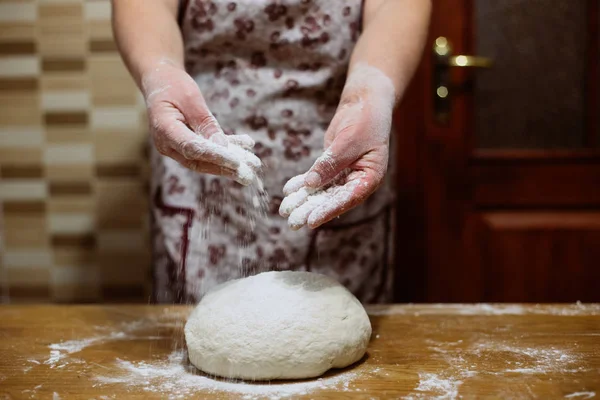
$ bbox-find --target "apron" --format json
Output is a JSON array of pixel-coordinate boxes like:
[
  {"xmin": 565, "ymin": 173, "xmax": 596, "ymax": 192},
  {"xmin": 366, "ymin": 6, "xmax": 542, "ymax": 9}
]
[{"xmin": 151, "ymin": 0, "xmax": 396, "ymax": 304}]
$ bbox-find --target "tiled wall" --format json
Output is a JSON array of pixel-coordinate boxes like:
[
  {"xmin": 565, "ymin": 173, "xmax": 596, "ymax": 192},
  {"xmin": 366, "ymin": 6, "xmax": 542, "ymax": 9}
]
[{"xmin": 0, "ymin": 0, "xmax": 151, "ymax": 303}]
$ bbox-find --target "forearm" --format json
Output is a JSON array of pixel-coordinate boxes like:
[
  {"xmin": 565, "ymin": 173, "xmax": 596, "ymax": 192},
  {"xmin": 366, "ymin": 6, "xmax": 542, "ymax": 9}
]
[
  {"xmin": 349, "ymin": 0, "xmax": 431, "ymax": 103},
  {"xmin": 111, "ymin": 0, "xmax": 183, "ymax": 91}
]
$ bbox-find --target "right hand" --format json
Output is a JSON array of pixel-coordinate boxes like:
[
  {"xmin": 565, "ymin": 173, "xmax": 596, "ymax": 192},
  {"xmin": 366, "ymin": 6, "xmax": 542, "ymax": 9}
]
[{"xmin": 142, "ymin": 59, "xmax": 261, "ymax": 185}]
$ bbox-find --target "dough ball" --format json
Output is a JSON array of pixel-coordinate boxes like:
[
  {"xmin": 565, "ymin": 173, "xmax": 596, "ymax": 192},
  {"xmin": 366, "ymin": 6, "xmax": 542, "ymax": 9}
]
[{"xmin": 184, "ymin": 271, "xmax": 371, "ymax": 380}]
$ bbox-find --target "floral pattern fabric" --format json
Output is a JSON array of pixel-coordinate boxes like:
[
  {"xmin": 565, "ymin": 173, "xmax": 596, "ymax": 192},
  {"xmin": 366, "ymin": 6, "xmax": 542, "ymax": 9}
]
[{"xmin": 151, "ymin": 0, "xmax": 395, "ymax": 304}]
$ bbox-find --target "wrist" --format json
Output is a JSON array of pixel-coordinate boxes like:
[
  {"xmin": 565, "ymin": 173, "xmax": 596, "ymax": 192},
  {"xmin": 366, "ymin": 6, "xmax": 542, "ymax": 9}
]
[
  {"xmin": 342, "ymin": 63, "xmax": 396, "ymax": 109},
  {"xmin": 140, "ymin": 57, "xmax": 185, "ymax": 99}
]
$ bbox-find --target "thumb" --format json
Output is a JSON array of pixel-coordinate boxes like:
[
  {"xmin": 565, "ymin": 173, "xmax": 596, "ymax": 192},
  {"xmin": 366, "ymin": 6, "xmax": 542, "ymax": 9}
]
[
  {"xmin": 180, "ymin": 92, "xmax": 224, "ymax": 140},
  {"xmin": 304, "ymin": 132, "xmax": 360, "ymax": 188}
]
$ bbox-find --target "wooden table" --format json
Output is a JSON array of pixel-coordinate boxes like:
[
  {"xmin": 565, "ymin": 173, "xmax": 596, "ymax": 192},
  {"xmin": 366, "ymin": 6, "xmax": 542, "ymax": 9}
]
[{"xmin": 1, "ymin": 304, "xmax": 599, "ymax": 399}]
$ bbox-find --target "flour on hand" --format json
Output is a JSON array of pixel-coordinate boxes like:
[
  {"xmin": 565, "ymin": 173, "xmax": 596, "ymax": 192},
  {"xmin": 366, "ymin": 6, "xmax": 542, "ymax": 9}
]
[{"xmin": 280, "ymin": 168, "xmax": 363, "ymax": 230}]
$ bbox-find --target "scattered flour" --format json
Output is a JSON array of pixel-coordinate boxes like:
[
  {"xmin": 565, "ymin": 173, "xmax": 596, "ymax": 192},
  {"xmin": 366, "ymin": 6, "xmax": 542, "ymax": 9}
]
[
  {"xmin": 473, "ymin": 342, "xmax": 583, "ymax": 375},
  {"xmin": 405, "ymin": 337, "xmax": 589, "ymax": 399},
  {"xmin": 44, "ymin": 332, "xmax": 128, "ymax": 368},
  {"xmin": 96, "ymin": 349, "xmax": 360, "ymax": 400},
  {"xmin": 565, "ymin": 392, "xmax": 596, "ymax": 399},
  {"xmin": 412, "ymin": 372, "xmax": 463, "ymax": 400},
  {"xmin": 367, "ymin": 302, "xmax": 600, "ymax": 316}
]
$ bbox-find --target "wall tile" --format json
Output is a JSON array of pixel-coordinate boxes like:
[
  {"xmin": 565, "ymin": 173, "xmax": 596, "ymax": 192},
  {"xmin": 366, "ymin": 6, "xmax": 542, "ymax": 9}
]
[{"xmin": 0, "ymin": 1, "xmax": 150, "ymax": 303}]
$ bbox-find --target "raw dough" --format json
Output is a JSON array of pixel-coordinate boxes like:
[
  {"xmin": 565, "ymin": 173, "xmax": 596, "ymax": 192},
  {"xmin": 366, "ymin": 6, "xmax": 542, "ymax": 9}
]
[{"xmin": 184, "ymin": 271, "xmax": 372, "ymax": 380}]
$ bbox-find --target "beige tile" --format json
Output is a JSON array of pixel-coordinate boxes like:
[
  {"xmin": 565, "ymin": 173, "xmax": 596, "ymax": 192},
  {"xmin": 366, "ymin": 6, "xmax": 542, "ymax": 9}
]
[
  {"xmin": 0, "ymin": 127, "xmax": 43, "ymax": 148},
  {"xmin": 44, "ymin": 143, "xmax": 93, "ymax": 165},
  {"xmin": 96, "ymin": 179, "xmax": 146, "ymax": 229},
  {"xmin": 48, "ymin": 213, "xmax": 95, "ymax": 234},
  {"xmin": 38, "ymin": 36, "xmax": 87, "ymax": 57},
  {"xmin": 84, "ymin": 1, "xmax": 110, "ymax": 20},
  {"xmin": 48, "ymin": 195, "xmax": 94, "ymax": 213},
  {"xmin": 91, "ymin": 107, "xmax": 140, "ymax": 131},
  {"xmin": 4, "ymin": 249, "xmax": 52, "ymax": 268},
  {"xmin": 0, "ymin": 22, "xmax": 36, "ymax": 41},
  {"xmin": 0, "ymin": 55, "xmax": 39, "ymax": 77},
  {"xmin": 53, "ymin": 247, "xmax": 94, "ymax": 266},
  {"xmin": 0, "ymin": 2, "xmax": 37, "ymax": 23},
  {"xmin": 98, "ymin": 230, "xmax": 145, "ymax": 252},
  {"xmin": 39, "ymin": 0, "xmax": 83, "ymax": 3},
  {"xmin": 4, "ymin": 224, "xmax": 48, "ymax": 247},
  {"xmin": 41, "ymin": 90, "xmax": 90, "ymax": 111},
  {"xmin": 38, "ymin": 3, "xmax": 86, "ymax": 58},
  {"xmin": 4, "ymin": 212, "xmax": 48, "ymax": 248},
  {"xmin": 0, "ymin": 148, "xmax": 42, "ymax": 164},
  {"xmin": 95, "ymin": 132, "xmax": 145, "ymax": 163},
  {"xmin": 52, "ymin": 284, "xmax": 100, "ymax": 302},
  {"xmin": 89, "ymin": 55, "xmax": 137, "ymax": 106},
  {"xmin": 46, "ymin": 165, "xmax": 94, "ymax": 181},
  {"xmin": 41, "ymin": 73, "xmax": 87, "ymax": 91},
  {"xmin": 38, "ymin": 2, "xmax": 83, "ymax": 19},
  {"xmin": 52, "ymin": 265, "xmax": 99, "ymax": 285},
  {"xmin": 6, "ymin": 267, "xmax": 50, "ymax": 286},
  {"xmin": 0, "ymin": 92, "xmax": 40, "ymax": 125},
  {"xmin": 45, "ymin": 126, "xmax": 90, "ymax": 144},
  {"xmin": 89, "ymin": 20, "xmax": 112, "ymax": 40},
  {"xmin": 0, "ymin": 180, "xmax": 47, "ymax": 200}
]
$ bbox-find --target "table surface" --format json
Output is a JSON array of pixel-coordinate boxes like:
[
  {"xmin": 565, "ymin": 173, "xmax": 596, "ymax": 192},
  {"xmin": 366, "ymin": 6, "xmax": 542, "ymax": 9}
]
[{"xmin": 1, "ymin": 304, "xmax": 599, "ymax": 399}]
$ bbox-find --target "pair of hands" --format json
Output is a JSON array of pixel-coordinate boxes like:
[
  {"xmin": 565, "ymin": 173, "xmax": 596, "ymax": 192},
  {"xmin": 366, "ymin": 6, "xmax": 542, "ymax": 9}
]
[{"xmin": 144, "ymin": 61, "xmax": 395, "ymax": 229}]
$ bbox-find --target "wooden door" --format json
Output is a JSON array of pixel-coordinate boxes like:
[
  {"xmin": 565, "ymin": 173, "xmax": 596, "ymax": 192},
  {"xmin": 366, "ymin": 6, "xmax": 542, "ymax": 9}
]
[{"xmin": 393, "ymin": 0, "xmax": 600, "ymax": 302}]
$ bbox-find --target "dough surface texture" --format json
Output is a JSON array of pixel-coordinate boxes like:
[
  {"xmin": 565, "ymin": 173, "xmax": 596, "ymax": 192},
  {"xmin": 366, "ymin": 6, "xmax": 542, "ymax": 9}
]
[{"xmin": 184, "ymin": 271, "xmax": 372, "ymax": 380}]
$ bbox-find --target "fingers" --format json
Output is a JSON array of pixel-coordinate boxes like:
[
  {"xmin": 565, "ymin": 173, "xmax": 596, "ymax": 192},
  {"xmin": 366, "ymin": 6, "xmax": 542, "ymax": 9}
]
[
  {"xmin": 178, "ymin": 89, "xmax": 225, "ymax": 140},
  {"xmin": 280, "ymin": 170, "xmax": 379, "ymax": 230},
  {"xmin": 304, "ymin": 135, "xmax": 359, "ymax": 189},
  {"xmin": 279, "ymin": 186, "xmax": 315, "ymax": 217},
  {"xmin": 282, "ymin": 173, "xmax": 308, "ymax": 196},
  {"xmin": 307, "ymin": 172, "xmax": 374, "ymax": 228},
  {"xmin": 226, "ymin": 142, "xmax": 262, "ymax": 170},
  {"xmin": 166, "ymin": 150, "xmax": 255, "ymax": 186},
  {"xmin": 226, "ymin": 134, "xmax": 255, "ymax": 150},
  {"xmin": 166, "ymin": 122, "xmax": 241, "ymax": 169}
]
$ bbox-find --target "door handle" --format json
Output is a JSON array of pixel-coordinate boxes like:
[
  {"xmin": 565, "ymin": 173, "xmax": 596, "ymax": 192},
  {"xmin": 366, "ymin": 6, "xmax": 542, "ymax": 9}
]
[{"xmin": 433, "ymin": 36, "xmax": 493, "ymax": 124}]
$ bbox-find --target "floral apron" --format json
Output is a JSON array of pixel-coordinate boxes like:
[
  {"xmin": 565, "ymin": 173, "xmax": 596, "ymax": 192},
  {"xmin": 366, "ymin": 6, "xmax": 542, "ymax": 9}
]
[{"xmin": 151, "ymin": 0, "xmax": 396, "ymax": 304}]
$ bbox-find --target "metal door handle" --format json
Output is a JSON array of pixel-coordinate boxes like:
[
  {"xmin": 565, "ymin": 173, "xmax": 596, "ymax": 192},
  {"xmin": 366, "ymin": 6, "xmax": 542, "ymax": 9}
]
[{"xmin": 433, "ymin": 36, "xmax": 493, "ymax": 123}]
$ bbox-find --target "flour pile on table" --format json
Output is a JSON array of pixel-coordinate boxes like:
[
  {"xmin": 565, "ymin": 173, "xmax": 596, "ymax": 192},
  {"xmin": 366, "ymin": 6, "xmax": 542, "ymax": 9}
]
[{"xmin": 96, "ymin": 349, "xmax": 363, "ymax": 400}]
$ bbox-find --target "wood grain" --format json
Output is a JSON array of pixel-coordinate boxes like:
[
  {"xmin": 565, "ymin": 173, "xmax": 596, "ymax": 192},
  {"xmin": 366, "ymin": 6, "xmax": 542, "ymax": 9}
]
[{"xmin": 1, "ymin": 304, "xmax": 599, "ymax": 399}]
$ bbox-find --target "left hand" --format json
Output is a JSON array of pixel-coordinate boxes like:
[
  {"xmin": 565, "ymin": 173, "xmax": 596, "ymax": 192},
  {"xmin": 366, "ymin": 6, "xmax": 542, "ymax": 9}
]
[{"xmin": 280, "ymin": 65, "xmax": 395, "ymax": 230}]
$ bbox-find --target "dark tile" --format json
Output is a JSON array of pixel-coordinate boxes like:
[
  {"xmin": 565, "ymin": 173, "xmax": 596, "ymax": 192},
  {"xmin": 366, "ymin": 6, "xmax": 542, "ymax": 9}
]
[
  {"xmin": 42, "ymin": 58, "xmax": 85, "ymax": 72},
  {"xmin": 49, "ymin": 182, "xmax": 92, "ymax": 195},
  {"xmin": 44, "ymin": 112, "xmax": 88, "ymax": 126}
]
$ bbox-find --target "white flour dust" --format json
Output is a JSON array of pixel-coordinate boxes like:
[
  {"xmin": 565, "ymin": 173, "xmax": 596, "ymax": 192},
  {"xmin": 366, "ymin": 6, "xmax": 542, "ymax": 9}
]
[
  {"xmin": 39, "ymin": 313, "xmax": 177, "ymax": 370},
  {"xmin": 367, "ymin": 302, "xmax": 600, "ymax": 317},
  {"xmin": 281, "ymin": 170, "xmax": 362, "ymax": 230},
  {"xmin": 565, "ymin": 392, "xmax": 596, "ymax": 399},
  {"xmin": 473, "ymin": 343, "xmax": 584, "ymax": 375},
  {"xmin": 410, "ymin": 372, "xmax": 463, "ymax": 400},
  {"xmin": 404, "ymin": 338, "xmax": 588, "ymax": 399},
  {"xmin": 96, "ymin": 349, "xmax": 361, "ymax": 400}
]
